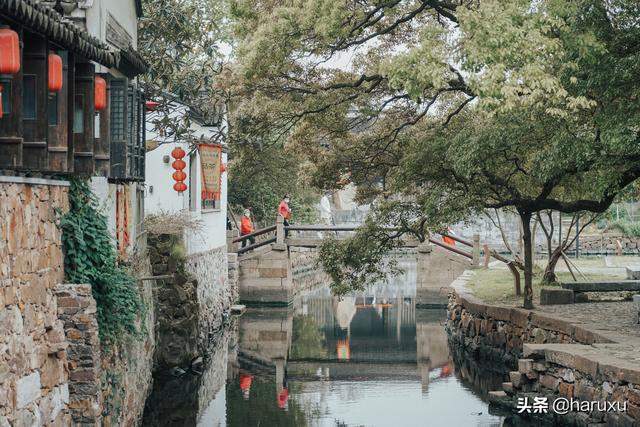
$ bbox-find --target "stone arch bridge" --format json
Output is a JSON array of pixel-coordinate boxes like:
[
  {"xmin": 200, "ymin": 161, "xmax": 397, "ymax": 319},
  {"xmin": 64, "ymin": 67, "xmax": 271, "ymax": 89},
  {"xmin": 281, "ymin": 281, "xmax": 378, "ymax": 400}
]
[{"xmin": 228, "ymin": 216, "xmax": 518, "ymax": 306}]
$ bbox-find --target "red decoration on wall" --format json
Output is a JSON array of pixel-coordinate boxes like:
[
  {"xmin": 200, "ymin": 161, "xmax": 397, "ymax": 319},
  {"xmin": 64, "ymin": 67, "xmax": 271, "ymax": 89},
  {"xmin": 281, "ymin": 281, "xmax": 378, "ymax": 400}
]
[
  {"xmin": 0, "ymin": 28, "xmax": 20, "ymax": 74},
  {"xmin": 48, "ymin": 53, "xmax": 63, "ymax": 92},
  {"xmin": 220, "ymin": 162, "xmax": 227, "ymax": 173},
  {"xmin": 94, "ymin": 76, "xmax": 107, "ymax": 111},
  {"xmin": 171, "ymin": 146, "xmax": 187, "ymax": 193}
]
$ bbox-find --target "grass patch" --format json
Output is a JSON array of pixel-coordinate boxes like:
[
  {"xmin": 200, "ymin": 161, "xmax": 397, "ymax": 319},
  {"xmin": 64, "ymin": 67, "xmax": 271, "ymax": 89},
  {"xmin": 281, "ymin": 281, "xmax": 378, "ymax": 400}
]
[{"xmin": 467, "ymin": 267, "xmax": 626, "ymax": 307}]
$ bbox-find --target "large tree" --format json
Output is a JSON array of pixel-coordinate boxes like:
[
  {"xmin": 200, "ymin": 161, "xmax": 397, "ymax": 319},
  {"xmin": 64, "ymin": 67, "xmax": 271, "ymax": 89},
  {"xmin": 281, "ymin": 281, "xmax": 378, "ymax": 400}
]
[{"xmin": 230, "ymin": 0, "xmax": 640, "ymax": 308}]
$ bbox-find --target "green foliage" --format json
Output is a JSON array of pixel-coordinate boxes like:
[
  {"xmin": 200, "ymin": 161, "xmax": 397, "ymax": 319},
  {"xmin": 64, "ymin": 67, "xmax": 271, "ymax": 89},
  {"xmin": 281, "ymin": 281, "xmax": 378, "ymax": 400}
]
[
  {"xmin": 319, "ymin": 206, "xmax": 406, "ymax": 295},
  {"xmin": 60, "ymin": 179, "xmax": 144, "ymax": 344},
  {"xmin": 139, "ymin": 0, "xmax": 230, "ymax": 140},
  {"xmin": 290, "ymin": 316, "xmax": 327, "ymax": 359},
  {"xmin": 228, "ymin": 143, "xmax": 319, "ymax": 224},
  {"xmin": 606, "ymin": 220, "xmax": 640, "ymax": 238},
  {"xmin": 230, "ymin": 0, "xmax": 640, "ymax": 308}
]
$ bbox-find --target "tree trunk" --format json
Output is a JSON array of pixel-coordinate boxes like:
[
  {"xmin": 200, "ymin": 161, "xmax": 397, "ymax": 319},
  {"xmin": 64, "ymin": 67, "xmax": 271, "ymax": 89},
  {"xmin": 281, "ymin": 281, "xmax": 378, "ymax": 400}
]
[
  {"xmin": 543, "ymin": 246, "xmax": 563, "ymax": 283},
  {"xmin": 520, "ymin": 211, "xmax": 534, "ymax": 309}
]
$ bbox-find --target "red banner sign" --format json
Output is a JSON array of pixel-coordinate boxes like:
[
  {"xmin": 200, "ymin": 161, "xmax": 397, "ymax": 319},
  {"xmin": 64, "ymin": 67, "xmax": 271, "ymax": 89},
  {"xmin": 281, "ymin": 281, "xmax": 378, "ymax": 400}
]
[{"xmin": 198, "ymin": 144, "xmax": 222, "ymax": 200}]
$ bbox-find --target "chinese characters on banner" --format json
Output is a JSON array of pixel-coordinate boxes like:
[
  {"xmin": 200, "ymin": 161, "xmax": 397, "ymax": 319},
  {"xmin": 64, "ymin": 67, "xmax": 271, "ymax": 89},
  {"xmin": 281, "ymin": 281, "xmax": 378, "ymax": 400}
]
[{"xmin": 198, "ymin": 144, "xmax": 222, "ymax": 201}]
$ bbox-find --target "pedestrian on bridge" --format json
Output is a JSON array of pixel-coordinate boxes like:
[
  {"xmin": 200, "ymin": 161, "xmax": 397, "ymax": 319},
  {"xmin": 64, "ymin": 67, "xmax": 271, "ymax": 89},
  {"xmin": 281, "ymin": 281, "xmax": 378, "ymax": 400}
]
[
  {"xmin": 240, "ymin": 209, "xmax": 255, "ymax": 248},
  {"xmin": 279, "ymin": 194, "xmax": 292, "ymax": 236}
]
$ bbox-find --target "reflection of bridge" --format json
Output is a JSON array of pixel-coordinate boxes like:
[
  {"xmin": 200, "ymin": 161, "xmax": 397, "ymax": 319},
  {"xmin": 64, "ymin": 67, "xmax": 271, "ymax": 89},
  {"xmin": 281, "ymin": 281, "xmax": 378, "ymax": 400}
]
[
  {"xmin": 235, "ymin": 296, "xmax": 453, "ymax": 396},
  {"xmin": 227, "ymin": 216, "xmax": 514, "ymax": 306}
]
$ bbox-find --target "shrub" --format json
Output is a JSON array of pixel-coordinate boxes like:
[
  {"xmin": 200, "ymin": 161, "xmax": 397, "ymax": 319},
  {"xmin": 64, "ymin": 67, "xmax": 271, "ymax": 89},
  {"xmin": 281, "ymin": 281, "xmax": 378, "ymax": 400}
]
[{"xmin": 59, "ymin": 178, "xmax": 144, "ymax": 344}]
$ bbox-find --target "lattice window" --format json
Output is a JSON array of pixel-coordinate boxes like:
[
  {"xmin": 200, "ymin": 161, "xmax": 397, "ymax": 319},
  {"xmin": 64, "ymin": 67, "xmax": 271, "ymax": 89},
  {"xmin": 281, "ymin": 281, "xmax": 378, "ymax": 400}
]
[{"xmin": 110, "ymin": 82, "xmax": 126, "ymax": 141}]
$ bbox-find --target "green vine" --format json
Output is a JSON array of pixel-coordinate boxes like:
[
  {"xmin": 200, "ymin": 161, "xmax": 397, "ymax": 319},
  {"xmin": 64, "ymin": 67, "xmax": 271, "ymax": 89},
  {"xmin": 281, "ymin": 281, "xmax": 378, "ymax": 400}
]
[{"xmin": 59, "ymin": 178, "xmax": 144, "ymax": 344}]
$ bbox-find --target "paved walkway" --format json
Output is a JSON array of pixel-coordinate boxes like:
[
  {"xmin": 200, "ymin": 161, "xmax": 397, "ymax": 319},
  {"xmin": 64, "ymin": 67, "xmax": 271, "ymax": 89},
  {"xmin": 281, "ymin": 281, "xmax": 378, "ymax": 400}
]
[{"xmin": 537, "ymin": 300, "xmax": 640, "ymax": 339}]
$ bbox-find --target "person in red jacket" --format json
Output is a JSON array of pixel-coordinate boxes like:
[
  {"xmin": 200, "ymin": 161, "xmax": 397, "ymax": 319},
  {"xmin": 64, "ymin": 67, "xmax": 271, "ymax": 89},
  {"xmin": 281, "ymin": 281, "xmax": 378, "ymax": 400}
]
[
  {"xmin": 240, "ymin": 209, "xmax": 255, "ymax": 248},
  {"xmin": 278, "ymin": 195, "xmax": 292, "ymax": 236}
]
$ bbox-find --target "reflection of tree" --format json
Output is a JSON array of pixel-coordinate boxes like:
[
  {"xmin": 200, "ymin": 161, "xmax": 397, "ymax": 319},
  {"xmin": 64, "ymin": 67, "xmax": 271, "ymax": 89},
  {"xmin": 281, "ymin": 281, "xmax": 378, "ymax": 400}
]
[
  {"xmin": 227, "ymin": 376, "xmax": 313, "ymax": 426},
  {"xmin": 290, "ymin": 315, "xmax": 327, "ymax": 359}
]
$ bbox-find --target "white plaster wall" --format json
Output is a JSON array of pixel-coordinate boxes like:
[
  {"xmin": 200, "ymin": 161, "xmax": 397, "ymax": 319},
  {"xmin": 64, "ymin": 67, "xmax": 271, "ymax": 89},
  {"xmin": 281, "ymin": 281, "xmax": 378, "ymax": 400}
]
[
  {"xmin": 145, "ymin": 142, "xmax": 228, "ymax": 255},
  {"xmin": 90, "ymin": 176, "xmax": 118, "ymax": 239},
  {"xmin": 84, "ymin": 0, "xmax": 138, "ymax": 49},
  {"xmin": 90, "ymin": 178, "xmax": 144, "ymax": 254}
]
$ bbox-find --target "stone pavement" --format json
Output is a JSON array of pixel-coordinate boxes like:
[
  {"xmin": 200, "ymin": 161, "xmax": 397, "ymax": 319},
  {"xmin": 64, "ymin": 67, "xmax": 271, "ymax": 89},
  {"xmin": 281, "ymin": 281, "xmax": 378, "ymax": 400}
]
[{"xmin": 537, "ymin": 301, "xmax": 640, "ymax": 340}]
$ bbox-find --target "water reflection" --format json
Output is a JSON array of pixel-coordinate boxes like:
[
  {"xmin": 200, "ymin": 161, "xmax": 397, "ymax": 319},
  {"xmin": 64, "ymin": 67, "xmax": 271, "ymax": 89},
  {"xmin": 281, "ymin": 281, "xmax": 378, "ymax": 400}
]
[{"xmin": 143, "ymin": 261, "xmax": 513, "ymax": 426}]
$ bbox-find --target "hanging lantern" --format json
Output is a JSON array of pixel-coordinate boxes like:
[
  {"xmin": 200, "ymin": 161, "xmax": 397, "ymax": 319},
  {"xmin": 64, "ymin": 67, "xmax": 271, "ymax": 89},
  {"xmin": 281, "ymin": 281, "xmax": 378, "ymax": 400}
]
[
  {"xmin": 171, "ymin": 146, "xmax": 187, "ymax": 193},
  {"xmin": 171, "ymin": 147, "xmax": 186, "ymax": 160},
  {"xmin": 145, "ymin": 100, "xmax": 160, "ymax": 111},
  {"xmin": 0, "ymin": 28, "xmax": 20, "ymax": 75},
  {"xmin": 48, "ymin": 53, "xmax": 63, "ymax": 92},
  {"xmin": 172, "ymin": 170, "xmax": 186, "ymax": 181},
  {"xmin": 172, "ymin": 159, "xmax": 186, "ymax": 171},
  {"xmin": 94, "ymin": 76, "xmax": 107, "ymax": 111}
]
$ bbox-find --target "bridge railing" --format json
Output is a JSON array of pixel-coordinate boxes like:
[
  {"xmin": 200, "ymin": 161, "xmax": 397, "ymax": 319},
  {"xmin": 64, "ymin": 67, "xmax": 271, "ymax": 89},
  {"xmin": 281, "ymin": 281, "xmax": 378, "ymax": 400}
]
[{"xmin": 230, "ymin": 216, "xmax": 521, "ymax": 296}]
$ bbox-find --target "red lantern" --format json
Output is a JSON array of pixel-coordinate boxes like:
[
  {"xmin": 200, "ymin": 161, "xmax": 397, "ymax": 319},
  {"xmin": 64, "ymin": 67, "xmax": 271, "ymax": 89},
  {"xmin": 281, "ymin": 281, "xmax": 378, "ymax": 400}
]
[
  {"xmin": 94, "ymin": 76, "xmax": 107, "ymax": 111},
  {"xmin": 173, "ymin": 182, "xmax": 187, "ymax": 193},
  {"xmin": 171, "ymin": 147, "xmax": 186, "ymax": 159},
  {"xmin": 172, "ymin": 170, "xmax": 186, "ymax": 181},
  {"xmin": 48, "ymin": 53, "xmax": 63, "ymax": 92},
  {"xmin": 0, "ymin": 28, "xmax": 20, "ymax": 74},
  {"xmin": 172, "ymin": 159, "xmax": 186, "ymax": 171},
  {"xmin": 171, "ymin": 146, "xmax": 187, "ymax": 193},
  {"xmin": 145, "ymin": 100, "xmax": 160, "ymax": 111}
]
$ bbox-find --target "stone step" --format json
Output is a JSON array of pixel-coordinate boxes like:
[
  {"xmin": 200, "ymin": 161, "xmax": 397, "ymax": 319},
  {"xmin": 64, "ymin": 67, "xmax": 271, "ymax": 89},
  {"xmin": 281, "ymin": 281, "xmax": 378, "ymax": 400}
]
[{"xmin": 502, "ymin": 381, "xmax": 514, "ymax": 394}]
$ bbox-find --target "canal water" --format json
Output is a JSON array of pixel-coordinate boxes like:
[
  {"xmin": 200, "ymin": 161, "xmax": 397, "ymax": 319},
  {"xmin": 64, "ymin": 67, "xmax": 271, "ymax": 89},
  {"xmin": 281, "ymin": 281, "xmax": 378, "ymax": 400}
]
[{"xmin": 143, "ymin": 260, "xmax": 517, "ymax": 426}]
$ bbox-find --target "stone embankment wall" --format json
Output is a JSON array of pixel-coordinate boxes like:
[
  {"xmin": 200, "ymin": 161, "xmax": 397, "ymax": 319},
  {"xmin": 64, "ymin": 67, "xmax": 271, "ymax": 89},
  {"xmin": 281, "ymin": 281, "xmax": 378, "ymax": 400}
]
[
  {"xmin": 149, "ymin": 232, "xmax": 236, "ymax": 368},
  {"xmin": 447, "ymin": 272, "xmax": 640, "ymax": 425},
  {"xmin": 579, "ymin": 233, "xmax": 640, "ymax": 254},
  {"xmin": 446, "ymin": 282, "xmax": 611, "ymax": 367},
  {"xmin": 0, "ymin": 180, "xmax": 71, "ymax": 426},
  {"xmin": 493, "ymin": 343, "xmax": 640, "ymax": 426}
]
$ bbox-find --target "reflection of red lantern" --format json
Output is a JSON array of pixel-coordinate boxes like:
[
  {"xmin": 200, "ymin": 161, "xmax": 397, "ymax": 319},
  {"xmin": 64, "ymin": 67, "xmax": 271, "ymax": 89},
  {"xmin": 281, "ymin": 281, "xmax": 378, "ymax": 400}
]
[
  {"xmin": 0, "ymin": 28, "xmax": 20, "ymax": 74},
  {"xmin": 48, "ymin": 53, "xmax": 63, "ymax": 92},
  {"xmin": 171, "ymin": 146, "xmax": 187, "ymax": 193},
  {"xmin": 94, "ymin": 76, "xmax": 107, "ymax": 110}
]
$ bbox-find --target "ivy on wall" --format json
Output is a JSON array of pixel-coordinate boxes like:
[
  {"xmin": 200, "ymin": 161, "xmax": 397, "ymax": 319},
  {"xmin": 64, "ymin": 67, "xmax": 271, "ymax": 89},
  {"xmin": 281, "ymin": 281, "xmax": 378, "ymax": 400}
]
[{"xmin": 59, "ymin": 178, "xmax": 144, "ymax": 344}]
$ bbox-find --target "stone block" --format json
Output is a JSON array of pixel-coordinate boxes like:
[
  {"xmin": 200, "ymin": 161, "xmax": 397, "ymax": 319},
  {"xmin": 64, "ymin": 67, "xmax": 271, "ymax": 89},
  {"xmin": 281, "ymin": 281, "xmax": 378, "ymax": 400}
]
[
  {"xmin": 502, "ymin": 382, "xmax": 514, "ymax": 394},
  {"xmin": 574, "ymin": 354, "xmax": 599, "ymax": 378},
  {"xmin": 41, "ymin": 356, "xmax": 64, "ymax": 389},
  {"xmin": 558, "ymin": 381, "xmax": 574, "ymax": 398},
  {"xmin": 518, "ymin": 359, "xmax": 534, "ymax": 375},
  {"xmin": 258, "ymin": 267, "xmax": 288, "ymax": 279},
  {"xmin": 530, "ymin": 313, "xmax": 575, "ymax": 336},
  {"xmin": 544, "ymin": 348, "xmax": 576, "ymax": 368},
  {"xmin": 510, "ymin": 308, "xmax": 530, "ymax": 328},
  {"xmin": 16, "ymin": 372, "xmax": 41, "ymax": 408},
  {"xmin": 539, "ymin": 374, "xmax": 560, "ymax": 391},
  {"xmin": 626, "ymin": 266, "xmax": 640, "ymax": 280},
  {"xmin": 1, "ymin": 305, "xmax": 24, "ymax": 334},
  {"xmin": 509, "ymin": 371, "xmax": 527, "ymax": 388},
  {"xmin": 486, "ymin": 305, "xmax": 511, "ymax": 321},
  {"xmin": 540, "ymin": 288, "xmax": 574, "ymax": 305}
]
